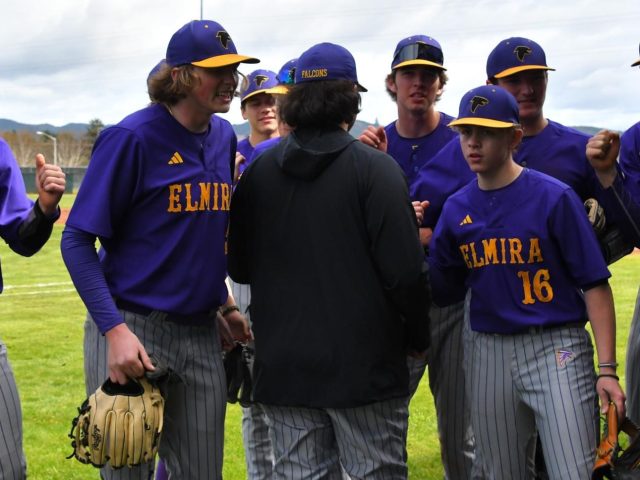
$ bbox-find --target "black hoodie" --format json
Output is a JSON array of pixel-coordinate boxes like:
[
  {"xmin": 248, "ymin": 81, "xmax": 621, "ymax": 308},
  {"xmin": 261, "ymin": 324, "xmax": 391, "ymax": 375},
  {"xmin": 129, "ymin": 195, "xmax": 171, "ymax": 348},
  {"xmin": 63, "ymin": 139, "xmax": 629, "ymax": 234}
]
[{"xmin": 228, "ymin": 127, "xmax": 430, "ymax": 408}]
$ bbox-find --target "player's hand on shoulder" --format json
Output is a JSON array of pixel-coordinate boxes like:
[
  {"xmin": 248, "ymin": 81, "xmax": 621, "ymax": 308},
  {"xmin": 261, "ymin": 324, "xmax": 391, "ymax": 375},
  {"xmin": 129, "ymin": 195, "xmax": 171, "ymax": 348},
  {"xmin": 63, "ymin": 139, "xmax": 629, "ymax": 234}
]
[
  {"xmin": 35, "ymin": 153, "xmax": 65, "ymax": 216},
  {"xmin": 597, "ymin": 373, "xmax": 626, "ymax": 421},
  {"xmin": 104, "ymin": 323, "xmax": 155, "ymax": 384},
  {"xmin": 586, "ymin": 130, "xmax": 619, "ymax": 187},
  {"xmin": 358, "ymin": 126, "xmax": 388, "ymax": 153}
]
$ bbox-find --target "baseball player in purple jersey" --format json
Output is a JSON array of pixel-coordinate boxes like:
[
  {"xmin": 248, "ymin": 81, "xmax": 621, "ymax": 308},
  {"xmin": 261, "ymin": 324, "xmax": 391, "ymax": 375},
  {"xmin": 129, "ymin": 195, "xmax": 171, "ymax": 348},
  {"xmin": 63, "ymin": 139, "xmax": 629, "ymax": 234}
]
[
  {"xmin": 61, "ymin": 20, "xmax": 255, "ymax": 479},
  {"xmin": 359, "ymin": 35, "xmax": 475, "ymax": 479},
  {"xmin": 0, "ymin": 143, "xmax": 64, "ymax": 480},
  {"xmin": 415, "ymin": 37, "xmax": 640, "ymax": 255},
  {"xmin": 228, "ymin": 42, "xmax": 430, "ymax": 479},
  {"xmin": 411, "ymin": 36, "xmax": 640, "ymax": 478},
  {"xmin": 430, "ymin": 85, "xmax": 625, "ymax": 479},
  {"xmin": 234, "ymin": 69, "xmax": 287, "ymax": 182}
]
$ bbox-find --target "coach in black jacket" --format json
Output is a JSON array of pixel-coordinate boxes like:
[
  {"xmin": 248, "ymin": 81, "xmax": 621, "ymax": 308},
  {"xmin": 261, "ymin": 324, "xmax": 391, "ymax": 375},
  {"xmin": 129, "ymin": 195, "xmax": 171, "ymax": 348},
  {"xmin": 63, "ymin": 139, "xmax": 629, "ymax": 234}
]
[{"xmin": 228, "ymin": 42, "xmax": 430, "ymax": 479}]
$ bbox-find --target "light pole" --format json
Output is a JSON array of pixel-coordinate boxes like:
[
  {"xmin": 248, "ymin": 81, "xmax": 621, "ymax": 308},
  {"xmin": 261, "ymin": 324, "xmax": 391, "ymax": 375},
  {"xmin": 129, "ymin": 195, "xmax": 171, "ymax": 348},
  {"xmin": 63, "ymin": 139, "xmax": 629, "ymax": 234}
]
[{"xmin": 36, "ymin": 131, "xmax": 57, "ymax": 166}]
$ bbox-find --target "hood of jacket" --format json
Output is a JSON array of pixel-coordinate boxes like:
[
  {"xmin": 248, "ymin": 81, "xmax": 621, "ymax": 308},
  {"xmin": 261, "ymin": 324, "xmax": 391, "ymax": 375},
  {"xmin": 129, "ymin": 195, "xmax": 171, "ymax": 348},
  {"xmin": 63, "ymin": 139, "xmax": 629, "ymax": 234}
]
[{"xmin": 277, "ymin": 127, "xmax": 357, "ymax": 180}]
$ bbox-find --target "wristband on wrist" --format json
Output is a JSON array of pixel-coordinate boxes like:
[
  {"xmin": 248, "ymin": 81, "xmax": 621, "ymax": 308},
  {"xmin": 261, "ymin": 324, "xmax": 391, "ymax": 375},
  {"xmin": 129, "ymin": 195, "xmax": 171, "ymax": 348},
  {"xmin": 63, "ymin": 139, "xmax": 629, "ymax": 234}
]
[
  {"xmin": 220, "ymin": 305, "xmax": 241, "ymax": 317},
  {"xmin": 598, "ymin": 362, "xmax": 619, "ymax": 370},
  {"xmin": 596, "ymin": 373, "xmax": 620, "ymax": 382}
]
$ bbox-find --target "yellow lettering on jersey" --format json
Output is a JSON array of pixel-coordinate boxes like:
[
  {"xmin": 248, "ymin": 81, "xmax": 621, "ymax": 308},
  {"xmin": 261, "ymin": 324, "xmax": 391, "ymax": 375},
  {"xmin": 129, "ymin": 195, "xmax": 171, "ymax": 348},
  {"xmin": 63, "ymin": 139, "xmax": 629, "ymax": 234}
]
[
  {"xmin": 500, "ymin": 238, "xmax": 507, "ymax": 264},
  {"xmin": 221, "ymin": 183, "xmax": 230, "ymax": 211},
  {"xmin": 184, "ymin": 183, "xmax": 198, "ymax": 212},
  {"xmin": 168, "ymin": 184, "xmax": 182, "ymax": 212},
  {"xmin": 199, "ymin": 182, "xmax": 211, "ymax": 211},
  {"xmin": 528, "ymin": 238, "xmax": 543, "ymax": 263},
  {"xmin": 482, "ymin": 238, "xmax": 499, "ymax": 265},
  {"xmin": 459, "ymin": 244, "xmax": 473, "ymax": 268},
  {"xmin": 508, "ymin": 238, "xmax": 524, "ymax": 264},
  {"xmin": 212, "ymin": 183, "xmax": 219, "ymax": 211},
  {"xmin": 469, "ymin": 242, "xmax": 485, "ymax": 268}
]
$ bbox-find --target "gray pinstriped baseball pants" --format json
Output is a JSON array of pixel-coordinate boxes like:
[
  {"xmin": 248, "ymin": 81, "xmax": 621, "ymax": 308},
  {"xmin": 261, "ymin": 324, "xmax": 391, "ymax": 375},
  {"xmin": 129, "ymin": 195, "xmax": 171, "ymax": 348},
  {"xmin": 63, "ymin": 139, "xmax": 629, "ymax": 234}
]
[
  {"xmin": 261, "ymin": 397, "xmax": 408, "ymax": 479},
  {"xmin": 407, "ymin": 300, "xmax": 478, "ymax": 479},
  {"xmin": 84, "ymin": 310, "xmax": 227, "ymax": 480},
  {"xmin": 0, "ymin": 339, "xmax": 26, "ymax": 480},
  {"xmin": 626, "ymin": 286, "xmax": 640, "ymax": 425},
  {"xmin": 463, "ymin": 320, "xmax": 598, "ymax": 480}
]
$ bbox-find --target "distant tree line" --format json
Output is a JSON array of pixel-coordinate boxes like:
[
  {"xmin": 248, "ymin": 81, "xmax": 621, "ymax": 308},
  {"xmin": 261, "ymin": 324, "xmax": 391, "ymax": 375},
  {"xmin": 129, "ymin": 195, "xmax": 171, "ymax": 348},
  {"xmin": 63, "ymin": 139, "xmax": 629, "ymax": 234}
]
[{"xmin": 1, "ymin": 118, "xmax": 104, "ymax": 167}]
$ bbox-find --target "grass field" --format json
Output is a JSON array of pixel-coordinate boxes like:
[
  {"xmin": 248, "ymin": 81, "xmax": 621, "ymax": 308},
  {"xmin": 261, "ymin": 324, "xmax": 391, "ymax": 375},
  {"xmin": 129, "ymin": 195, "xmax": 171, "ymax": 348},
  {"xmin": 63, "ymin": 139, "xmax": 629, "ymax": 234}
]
[{"xmin": 0, "ymin": 196, "xmax": 638, "ymax": 479}]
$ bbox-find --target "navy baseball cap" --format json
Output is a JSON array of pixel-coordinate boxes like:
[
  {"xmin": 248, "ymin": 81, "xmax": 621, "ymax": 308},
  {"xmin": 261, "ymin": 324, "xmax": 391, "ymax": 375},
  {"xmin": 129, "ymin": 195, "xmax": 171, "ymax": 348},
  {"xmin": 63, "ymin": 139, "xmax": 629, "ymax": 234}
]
[
  {"xmin": 166, "ymin": 20, "xmax": 259, "ymax": 68},
  {"xmin": 391, "ymin": 35, "xmax": 446, "ymax": 71},
  {"xmin": 632, "ymin": 43, "xmax": 640, "ymax": 67},
  {"xmin": 295, "ymin": 43, "xmax": 367, "ymax": 92},
  {"xmin": 147, "ymin": 59, "xmax": 166, "ymax": 85},
  {"xmin": 486, "ymin": 37, "xmax": 555, "ymax": 79},
  {"xmin": 449, "ymin": 85, "xmax": 520, "ymax": 129},
  {"xmin": 239, "ymin": 69, "xmax": 288, "ymax": 102},
  {"xmin": 277, "ymin": 58, "xmax": 298, "ymax": 85}
]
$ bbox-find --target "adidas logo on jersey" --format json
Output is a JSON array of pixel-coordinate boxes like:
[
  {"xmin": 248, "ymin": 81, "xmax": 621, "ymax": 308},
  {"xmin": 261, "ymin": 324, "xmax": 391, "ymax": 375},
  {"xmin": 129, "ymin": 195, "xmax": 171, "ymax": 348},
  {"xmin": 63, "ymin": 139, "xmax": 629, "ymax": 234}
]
[
  {"xmin": 459, "ymin": 215, "xmax": 473, "ymax": 226},
  {"xmin": 168, "ymin": 152, "xmax": 184, "ymax": 165}
]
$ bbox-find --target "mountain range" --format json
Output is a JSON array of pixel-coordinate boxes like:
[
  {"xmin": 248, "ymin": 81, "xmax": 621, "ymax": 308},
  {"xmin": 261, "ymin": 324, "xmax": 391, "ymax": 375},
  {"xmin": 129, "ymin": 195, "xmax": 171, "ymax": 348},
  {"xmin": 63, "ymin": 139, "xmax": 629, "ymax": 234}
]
[
  {"xmin": 0, "ymin": 118, "xmax": 606, "ymax": 139},
  {"xmin": 0, "ymin": 118, "xmax": 380, "ymax": 139}
]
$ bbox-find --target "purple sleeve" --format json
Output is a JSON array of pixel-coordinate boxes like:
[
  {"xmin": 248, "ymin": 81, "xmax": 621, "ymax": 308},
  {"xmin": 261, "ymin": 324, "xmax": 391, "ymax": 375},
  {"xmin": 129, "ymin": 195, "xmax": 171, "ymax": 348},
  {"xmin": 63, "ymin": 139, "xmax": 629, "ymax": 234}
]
[
  {"xmin": 61, "ymin": 225, "xmax": 124, "ymax": 334},
  {"xmin": 620, "ymin": 123, "xmax": 640, "ymax": 201},
  {"xmin": 428, "ymin": 203, "xmax": 468, "ymax": 306},
  {"xmin": 409, "ymin": 137, "xmax": 474, "ymax": 228},
  {"xmin": 0, "ymin": 139, "xmax": 36, "ymax": 251}
]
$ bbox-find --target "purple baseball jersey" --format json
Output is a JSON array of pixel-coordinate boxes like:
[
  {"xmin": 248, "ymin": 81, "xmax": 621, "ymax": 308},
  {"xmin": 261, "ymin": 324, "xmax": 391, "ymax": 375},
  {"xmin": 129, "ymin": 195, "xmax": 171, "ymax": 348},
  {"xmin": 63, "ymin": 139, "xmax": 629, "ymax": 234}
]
[
  {"xmin": 430, "ymin": 169, "xmax": 610, "ymax": 334},
  {"xmin": 251, "ymin": 136, "xmax": 280, "ymax": 161},
  {"xmin": 620, "ymin": 121, "xmax": 640, "ymax": 201},
  {"xmin": 385, "ymin": 112, "xmax": 456, "ymax": 189},
  {"xmin": 412, "ymin": 120, "xmax": 628, "ymax": 228},
  {"xmin": 66, "ymin": 103, "xmax": 233, "ymax": 316},
  {"xmin": 236, "ymin": 137, "xmax": 255, "ymax": 176},
  {"xmin": 0, "ymin": 138, "xmax": 35, "ymax": 292}
]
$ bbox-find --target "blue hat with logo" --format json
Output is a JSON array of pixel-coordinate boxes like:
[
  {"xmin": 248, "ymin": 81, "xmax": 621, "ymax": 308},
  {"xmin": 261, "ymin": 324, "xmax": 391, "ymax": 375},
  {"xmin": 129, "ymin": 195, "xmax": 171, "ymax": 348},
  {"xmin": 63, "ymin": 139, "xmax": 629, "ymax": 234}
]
[
  {"xmin": 448, "ymin": 85, "xmax": 520, "ymax": 129},
  {"xmin": 277, "ymin": 58, "xmax": 298, "ymax": 85},
  {"xmin": 391, "ymin": 35, "xmax": 446, "ymax": 71},
  {"xmin": 486, "ymin": 37, "xmax": 555, "ymax": 79},
  {"xmin": 632, "ymin": 42, "xmax": 640, "ymax": 67},
  {"xmin": 166, "ymin": 20, "xmax": 259, "ymax": 68},
  {"xmin": 239, "ymin": 69, "xmax": 288, "ymax": 102},
  {"xmin": 295, "ymin": 43, "xmax": 367, "ymax": 92}
]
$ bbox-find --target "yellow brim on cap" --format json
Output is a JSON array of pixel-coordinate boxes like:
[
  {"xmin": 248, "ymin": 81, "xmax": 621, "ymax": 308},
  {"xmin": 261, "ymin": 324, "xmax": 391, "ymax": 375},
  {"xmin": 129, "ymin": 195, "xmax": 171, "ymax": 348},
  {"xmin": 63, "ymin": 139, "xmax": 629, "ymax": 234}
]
[
  {"xmin": 393, "ymin": 59, "xmax": 447, "ymax": 71},
  {"xmin": 632, "ymin": 58, "xmax": 640, "ymax": 67},
  {"xmin": 242, "ymin": 86, "xmax": 290, "ymax": 102},
  {"xmin": 192, "ymin": 54, "xmax": 260, "ymax": 68},
  {"xmin": 494, "ymin": 65, "xmax": 555, "ymax": 79},
  {"xmin": 448, "ymin": 117, "xmax": 517, "ymax": 128}
]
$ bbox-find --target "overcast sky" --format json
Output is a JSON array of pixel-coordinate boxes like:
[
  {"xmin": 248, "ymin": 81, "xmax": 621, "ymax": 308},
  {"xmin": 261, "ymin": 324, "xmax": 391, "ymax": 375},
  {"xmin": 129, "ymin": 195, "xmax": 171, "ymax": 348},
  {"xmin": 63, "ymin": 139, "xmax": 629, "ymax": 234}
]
[{"xmin": 1, "ymin": 0, "xmax": 638, "ymax": 131}]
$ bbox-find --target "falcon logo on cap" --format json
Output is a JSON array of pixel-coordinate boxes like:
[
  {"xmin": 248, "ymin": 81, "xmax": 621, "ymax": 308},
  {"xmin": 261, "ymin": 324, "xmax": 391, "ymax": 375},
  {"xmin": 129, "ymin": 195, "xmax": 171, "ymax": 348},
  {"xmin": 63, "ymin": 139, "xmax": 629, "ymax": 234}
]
[
  {"xmin": 514, "ymin": 46, "xmax": 532, "ymax": 62},
  {"xmin": 217, "ymin": 31, "xmax": 232, "ymax": 49},
  {"xmin": 470, "ymin": 96, "xmax": 489, "ymax": 113},
  {"xmin": 254, "ymin": 74, "xmax": 268, "ymax": 87}
]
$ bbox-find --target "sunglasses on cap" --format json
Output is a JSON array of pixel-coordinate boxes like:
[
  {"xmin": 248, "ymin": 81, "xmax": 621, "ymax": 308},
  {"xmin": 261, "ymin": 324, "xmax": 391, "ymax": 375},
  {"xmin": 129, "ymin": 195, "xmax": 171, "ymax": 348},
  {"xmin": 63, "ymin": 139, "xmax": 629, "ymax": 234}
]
[
  {"xmin": 278, "ymin": 67, "xmax": 296, "ymax": 85},
  {"xmin": 393, "ymin": 42, "xmax": 444, "ymax": 69}
]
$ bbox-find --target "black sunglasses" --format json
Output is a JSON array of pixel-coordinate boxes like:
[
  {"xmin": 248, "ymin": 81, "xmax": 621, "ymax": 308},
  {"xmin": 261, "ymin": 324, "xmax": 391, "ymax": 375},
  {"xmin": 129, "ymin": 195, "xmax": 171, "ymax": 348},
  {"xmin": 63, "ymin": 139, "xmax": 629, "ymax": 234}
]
[{"xmin": 393, "ymin": 42, "xmax": 443, "ymax": 67}]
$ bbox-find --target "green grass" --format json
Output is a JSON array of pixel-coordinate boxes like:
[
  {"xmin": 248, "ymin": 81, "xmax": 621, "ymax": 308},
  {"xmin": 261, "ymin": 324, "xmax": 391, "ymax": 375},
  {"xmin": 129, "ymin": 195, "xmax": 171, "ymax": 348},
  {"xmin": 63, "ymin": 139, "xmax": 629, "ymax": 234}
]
[{"xmin": 0, "ymin": 210, "xmax": 638, "ymax": 479}]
